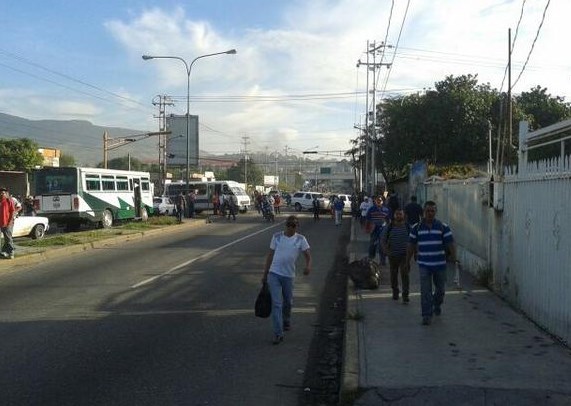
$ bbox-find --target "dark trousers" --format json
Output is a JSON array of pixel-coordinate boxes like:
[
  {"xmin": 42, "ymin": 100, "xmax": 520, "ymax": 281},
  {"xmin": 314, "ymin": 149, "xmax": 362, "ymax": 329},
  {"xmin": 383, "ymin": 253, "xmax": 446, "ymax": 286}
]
[{"xmin": 389, "ymin": 255, "xmax": 409, "ymax": 298}]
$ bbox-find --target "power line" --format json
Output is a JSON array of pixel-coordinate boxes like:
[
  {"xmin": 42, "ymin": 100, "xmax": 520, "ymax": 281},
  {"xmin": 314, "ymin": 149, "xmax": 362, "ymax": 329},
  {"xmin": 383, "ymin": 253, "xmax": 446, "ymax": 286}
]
[
  {"xmin": 500, "ymin": 0, "xmax": 528, "ymax": 92},
  {"xmin": 379, "ymin": 0, "xmax": 411, "ymax": 99},
  {"xmin": 0, "ymin": 49, "xmax": 153, "ymax": 113},
  {"xmin": 511, "ymin": 0, "xmax": 551, "ymax": 90}
]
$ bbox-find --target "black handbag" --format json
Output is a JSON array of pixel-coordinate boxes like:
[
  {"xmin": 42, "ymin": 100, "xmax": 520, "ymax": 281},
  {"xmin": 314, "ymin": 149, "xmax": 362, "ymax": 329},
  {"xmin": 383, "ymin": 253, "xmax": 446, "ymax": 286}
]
[{"xmin": 255, "ymin": 282, "xmax": 272, "ymax": 318}]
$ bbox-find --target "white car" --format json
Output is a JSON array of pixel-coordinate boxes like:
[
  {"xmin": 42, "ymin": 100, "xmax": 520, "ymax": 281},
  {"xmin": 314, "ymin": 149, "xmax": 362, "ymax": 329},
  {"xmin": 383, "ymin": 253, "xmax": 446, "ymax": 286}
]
[
  {"xmin": 153, "ymin": 196, "xmax": 176, "ymax": 216},
  {"xmin": 328, "ymin": 194, "xmax": 353, "ymax": 214},
  {"xmin": 13, "ymin": 215, "xmax": 50, "ymax": 239},
  {"xmin": 290, "ymin": 191, "xmax": 330, "ymax": 212}
]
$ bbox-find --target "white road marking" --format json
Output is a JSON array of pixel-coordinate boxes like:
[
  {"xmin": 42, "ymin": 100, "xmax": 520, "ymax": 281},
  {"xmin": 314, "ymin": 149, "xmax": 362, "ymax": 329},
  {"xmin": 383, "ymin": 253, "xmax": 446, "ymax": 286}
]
[{"xmin": 131, "ymin": 222, "xmax": 282, "ymax": 289}]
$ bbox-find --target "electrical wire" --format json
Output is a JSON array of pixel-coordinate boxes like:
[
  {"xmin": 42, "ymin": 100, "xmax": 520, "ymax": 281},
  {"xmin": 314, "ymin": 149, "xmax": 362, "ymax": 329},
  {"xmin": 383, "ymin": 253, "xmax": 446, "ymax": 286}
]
[
  {"xmin": 379, "ymin": 0, "xmax": 411, "ymax": 99},
  {"xmin": 511, "ymin": 0, "xmax": 551, "ymax": 90},
  {"xmin": 0, "ymin": 50, "xmax": 147, "ymax": 111},
  {"xmin": 499, "ymin": 0, "xmax": 527, "ymax": 92}
]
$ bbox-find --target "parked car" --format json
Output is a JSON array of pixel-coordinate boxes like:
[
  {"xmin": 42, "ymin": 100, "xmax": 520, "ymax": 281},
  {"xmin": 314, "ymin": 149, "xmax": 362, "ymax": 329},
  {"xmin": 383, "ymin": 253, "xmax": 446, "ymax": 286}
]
[
  {"xmin": 12, "ymin": 215, "xmax": 49, "ymax": 239},
  {"xmin": 153, "ymin": 196, "xmax": 176, "ymax": 216},
  {"xmin": 290, "ymin": 191, "xmax": 329, "ymax": 212},
  {"xmin": 327, "ymin": 193, "xmax": 353, "ymax": 214}
]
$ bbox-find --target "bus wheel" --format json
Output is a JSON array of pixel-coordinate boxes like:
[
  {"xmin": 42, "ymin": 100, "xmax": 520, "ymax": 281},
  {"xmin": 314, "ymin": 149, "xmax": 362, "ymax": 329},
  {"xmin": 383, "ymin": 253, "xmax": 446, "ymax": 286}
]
[{"xmin": 101, "ymin": 209, "xmax": 114, "ymax": 228}]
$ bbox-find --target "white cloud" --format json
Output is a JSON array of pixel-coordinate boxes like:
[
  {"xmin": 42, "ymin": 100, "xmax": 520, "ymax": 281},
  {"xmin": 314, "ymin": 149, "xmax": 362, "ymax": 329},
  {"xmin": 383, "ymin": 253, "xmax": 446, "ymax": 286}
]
[{"xmin": 4, "ymin": 0, "xmax": 566, "ymax": 157}]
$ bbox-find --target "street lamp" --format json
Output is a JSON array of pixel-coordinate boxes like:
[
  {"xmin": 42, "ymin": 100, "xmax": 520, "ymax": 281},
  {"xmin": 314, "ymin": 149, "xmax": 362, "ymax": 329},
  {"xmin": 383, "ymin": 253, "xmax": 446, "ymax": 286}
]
[{"xmin": 142, "ymin": 49, "xmax": 237, "ymax": 193}]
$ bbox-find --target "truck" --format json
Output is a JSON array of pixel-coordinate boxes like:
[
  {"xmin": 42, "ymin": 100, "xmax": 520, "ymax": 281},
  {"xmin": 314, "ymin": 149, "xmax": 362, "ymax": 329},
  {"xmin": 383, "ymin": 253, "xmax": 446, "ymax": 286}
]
[{"xmin": 0, "ymin": 171, "xmax": 30, "ymax": 199}]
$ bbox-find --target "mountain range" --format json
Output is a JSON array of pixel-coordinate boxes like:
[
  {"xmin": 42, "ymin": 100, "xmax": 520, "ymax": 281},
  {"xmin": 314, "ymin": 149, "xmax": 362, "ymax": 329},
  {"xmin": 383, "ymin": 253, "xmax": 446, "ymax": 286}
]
[{"xmin": 0, "ymin": 112, "xmax": 174, "ymax": 166}]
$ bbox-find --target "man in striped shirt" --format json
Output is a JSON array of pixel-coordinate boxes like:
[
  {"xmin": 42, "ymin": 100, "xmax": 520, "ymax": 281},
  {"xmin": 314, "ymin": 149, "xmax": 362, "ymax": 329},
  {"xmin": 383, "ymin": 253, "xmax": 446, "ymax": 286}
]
[{"xmin": 406, "ymin": 201, "xmax": 458, "ymax": 325}]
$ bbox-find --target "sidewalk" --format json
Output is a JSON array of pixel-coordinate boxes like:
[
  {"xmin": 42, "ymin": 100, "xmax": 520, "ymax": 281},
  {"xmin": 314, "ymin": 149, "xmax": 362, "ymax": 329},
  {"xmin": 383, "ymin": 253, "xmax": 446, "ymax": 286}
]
[{"xmin": 343, "ymin": 218, "xmax": 571, "ymax": 405}]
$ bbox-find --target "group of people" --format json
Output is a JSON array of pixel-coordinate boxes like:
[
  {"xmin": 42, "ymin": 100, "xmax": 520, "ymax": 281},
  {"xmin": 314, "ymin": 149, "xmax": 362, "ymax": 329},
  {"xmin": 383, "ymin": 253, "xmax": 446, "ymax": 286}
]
[
  {"xmin": 0, "ymin": 187, "xmax": 32, "ymax": 260},
  {"xmin": 361, "ymin": 192, "xmax": 459, "ymax": 326},
  {"xmin": 213, "ymin": 192, "xmax": 239, "ymax": 221},
  {"xmin": 253, "ymin": 191, "xmax": 281, "ymax": 222},
  {"xmin": 173, "ymin": 190, "xmax": 197, "ymax": 222}
]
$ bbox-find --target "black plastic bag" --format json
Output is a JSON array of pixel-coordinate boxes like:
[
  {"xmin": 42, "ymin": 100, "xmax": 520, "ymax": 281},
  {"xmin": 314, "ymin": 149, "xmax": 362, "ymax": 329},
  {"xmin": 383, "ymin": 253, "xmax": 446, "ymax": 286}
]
[
  {"xmin": 347, "ymin": 257, "xmax": 381, "ymax": 289},
  {"xmin": 255, "ymin": 282, "xmax": 272, "ymax": 318}
]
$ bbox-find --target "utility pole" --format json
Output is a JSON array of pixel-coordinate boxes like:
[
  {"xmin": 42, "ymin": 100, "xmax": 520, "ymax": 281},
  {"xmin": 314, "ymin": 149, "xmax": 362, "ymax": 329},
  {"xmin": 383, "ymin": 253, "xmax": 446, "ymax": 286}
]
[
  {"xmin": 284, "ymin": 145, "xmax": 290, "ymax": 186},
  {"xmin": 241, "ymin": 135, "xmax": 250, "ymax": 188},
  {"xmin": 152, "ymin": 95, "xmax": 174, "ymax": 194},
  {"xmin": 357, "ymin": 41, "xmax": 391, "ymax": 195}
]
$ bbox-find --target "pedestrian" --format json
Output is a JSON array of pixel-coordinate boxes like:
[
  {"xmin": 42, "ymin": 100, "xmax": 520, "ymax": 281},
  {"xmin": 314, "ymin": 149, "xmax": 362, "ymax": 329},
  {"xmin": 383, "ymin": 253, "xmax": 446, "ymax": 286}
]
[
  {"xmin": 22, "ymin": 196, "xmax": 36, "ymax": 216},
  {"xmin": 387, "ymin": 189, "xmax": 400, "ymax": 218},
  {"xmin": 333, "ymin": 196, "xmax": 345, "ymax": 226},
  {"xmin": 187, "ymin": 190, "xmax": 196, "ymax": 218},
  {"xmin": 359, "ymin": 197, "xmax": 371, "ymax": 228},
  {"xmin": 0, "ymin": 188, "xmax": 16, "ymax": 260},
  {"xmin": 312, "ymin": 195, "xmax": 320, "ymax": 222},
  {"xmin": 365, "ymin": 196, "xmax": 391, "ymax": 265},
  {"xmin": 406, "ymin": 200, "xmax": 459, "ymax": 326},
  {"xmin": 212, "ymin": 192, "xmax": 220, "ymax": 216},
  {"xmin": 404, "ymin": 195, "xmax": 423, "ymax": 226},
  {"xmin": 381, "ymin": 208, "xmax": 410, "ymax": 303},
  {"xmin": 175, "ymin": 192, "xmax": 186, "ymax": 223},
  {"xmin": 273, "ymin": 193, "xmax": 281, "ymax": 215},
  {"xmin": 227, "ymin": 194, "xmax": 237, "ymax": 221},
  {"xmin": 350, "ymin": 193, "xmax": 359, "ymax": 218},
  {"xmin": 262, "ymin": 215, "xmax": 312, "ymax": 345}
]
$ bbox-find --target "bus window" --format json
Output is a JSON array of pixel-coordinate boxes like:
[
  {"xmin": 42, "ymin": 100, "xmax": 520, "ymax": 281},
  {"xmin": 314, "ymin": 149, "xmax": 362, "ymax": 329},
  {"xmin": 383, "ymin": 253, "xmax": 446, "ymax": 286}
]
[
  {"xmin": 141, "ymin": 178, "xmax": 150, "ymax": 192},
  {"xmin": 116, "ymin": 176, "xmax": 129, "ymax": 191},
  {"xmin": 86, "ymin": 174, "xmax": 101, "ymax": 191},
  {"xmin": 102, "ymin": 175, "xmax": 115, "ymax": 191}
]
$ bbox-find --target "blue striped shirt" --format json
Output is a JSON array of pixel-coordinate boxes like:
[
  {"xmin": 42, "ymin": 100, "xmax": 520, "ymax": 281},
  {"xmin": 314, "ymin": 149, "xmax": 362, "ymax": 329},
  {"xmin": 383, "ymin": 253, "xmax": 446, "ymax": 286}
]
[{"xmin": 409, "ymin": 219, "xmax": 453, "ymax": 271}]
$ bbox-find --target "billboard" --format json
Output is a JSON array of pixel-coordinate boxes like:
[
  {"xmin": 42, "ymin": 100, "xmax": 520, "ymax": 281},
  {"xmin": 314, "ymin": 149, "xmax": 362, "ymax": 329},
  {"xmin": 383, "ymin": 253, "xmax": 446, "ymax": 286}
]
[
  {"xmin": 264, "ymin": 175, "xmax": 279, "ymax": 187},
  {"xmin": 166, "ymin": 114, "xmax": 199, "ymax": 166}
]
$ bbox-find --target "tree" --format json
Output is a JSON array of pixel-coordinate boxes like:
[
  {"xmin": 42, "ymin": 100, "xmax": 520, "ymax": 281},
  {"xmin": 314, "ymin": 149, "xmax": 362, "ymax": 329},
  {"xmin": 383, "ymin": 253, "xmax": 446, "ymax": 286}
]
[
  {"xmin": 0, "ymin": 138, "xmax": 43, "ymax": 171},
  {"xmin": 96, "ymin": 156, "xmax": 148, "ymax": 171},
  {"xmin": 226, "ymin": 157, "xmax": 263, "ymax": 186},
  {"xmin": 515, "ymin": 86, "xmax": 571, "ymax": 130},
  {"xmin": 59, "ymin": 152, "xmax": 76, "ymax": 167}
]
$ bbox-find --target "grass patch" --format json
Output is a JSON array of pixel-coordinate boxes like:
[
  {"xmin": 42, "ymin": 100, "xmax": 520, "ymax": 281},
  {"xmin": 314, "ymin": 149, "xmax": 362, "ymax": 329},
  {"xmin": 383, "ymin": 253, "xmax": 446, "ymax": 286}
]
[
  {"xmin": 17, "ymin": 235, "xmax": 84, "ymax": 247},
  {"xmin": 17, "ymin": 217, "xmax": 180, "ymax": 249}
]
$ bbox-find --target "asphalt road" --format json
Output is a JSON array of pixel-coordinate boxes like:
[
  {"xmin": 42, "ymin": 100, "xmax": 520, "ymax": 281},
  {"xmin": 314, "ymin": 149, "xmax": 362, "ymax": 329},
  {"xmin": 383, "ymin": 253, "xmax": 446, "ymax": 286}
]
[{"xmin": 0, "ymin": 211, "xmax": 350, "ymax": 406}]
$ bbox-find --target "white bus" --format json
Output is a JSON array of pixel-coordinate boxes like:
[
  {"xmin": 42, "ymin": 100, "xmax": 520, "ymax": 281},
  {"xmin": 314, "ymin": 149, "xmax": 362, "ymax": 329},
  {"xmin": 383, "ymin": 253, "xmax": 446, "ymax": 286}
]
[
  {"xmin": 33, "ymin": 167, "xmax": 154, "ymax": 229},
  {"xmin": 164, "ymin": 180, "xmax": 251, "ymax": 213}
]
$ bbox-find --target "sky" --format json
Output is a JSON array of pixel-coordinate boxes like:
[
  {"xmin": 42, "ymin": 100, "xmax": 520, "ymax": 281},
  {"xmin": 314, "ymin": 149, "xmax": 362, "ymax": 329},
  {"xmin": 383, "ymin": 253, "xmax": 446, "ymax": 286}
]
[{"xmin": 0, "ymin": 0, "xmax": 568, "ymax": 160}]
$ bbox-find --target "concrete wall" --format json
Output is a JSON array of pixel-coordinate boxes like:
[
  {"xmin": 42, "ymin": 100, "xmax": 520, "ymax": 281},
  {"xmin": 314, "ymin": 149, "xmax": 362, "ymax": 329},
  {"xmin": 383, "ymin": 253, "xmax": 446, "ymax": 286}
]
[{"xmin": 420, "ymin": 173, "xmax": 571, "ymax": 344}]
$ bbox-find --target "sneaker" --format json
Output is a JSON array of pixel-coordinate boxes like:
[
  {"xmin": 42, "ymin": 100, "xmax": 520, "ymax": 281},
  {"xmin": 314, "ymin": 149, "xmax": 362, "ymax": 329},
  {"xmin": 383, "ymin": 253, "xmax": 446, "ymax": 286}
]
[
  {"xmin": 272, "ymin": 335, "xmax": 284, "ymax": 345},
  {"xmin": 392, "ymin": 292, "xmax": 399, "ymax": 300},
  {"xmin": 283, "ymin": 322, "xmax": 291, "ymax": 331},
  {"xmin": 402, "ymin": 296, "xmax": 410, "ymax": 304},
  {"xmin": 422, "ymin": 317, "xmax": 432, "ymax": 326},
  {"xmin": 434, "ymin": 307, "xmax": 442, "ymax": 316}
]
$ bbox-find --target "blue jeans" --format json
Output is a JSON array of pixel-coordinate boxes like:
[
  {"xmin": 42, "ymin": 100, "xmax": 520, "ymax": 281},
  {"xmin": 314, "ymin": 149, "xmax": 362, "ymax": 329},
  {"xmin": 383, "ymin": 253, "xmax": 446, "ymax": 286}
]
[
  {"xmin": 368, "ymin": 226, "xmax": 386, "ymax": 264},
  {"xmin": 267, "ymin": 272, "xmax": 294, "ymax": 337},
  {"xmin": 1, "ymin": 225, "xmax": 14, "ymax": 255},
  {"xmin": 419, "ymin": 266, "xmax": 447, "ymax": 317}
]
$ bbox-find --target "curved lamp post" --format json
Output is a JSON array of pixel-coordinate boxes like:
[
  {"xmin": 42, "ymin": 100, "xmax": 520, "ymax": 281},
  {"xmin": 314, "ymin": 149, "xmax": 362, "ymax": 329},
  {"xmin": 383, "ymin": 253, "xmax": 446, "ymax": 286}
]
[{"xmin": 142, "ymin": 49, "xmax": 237, "ymax": 192}]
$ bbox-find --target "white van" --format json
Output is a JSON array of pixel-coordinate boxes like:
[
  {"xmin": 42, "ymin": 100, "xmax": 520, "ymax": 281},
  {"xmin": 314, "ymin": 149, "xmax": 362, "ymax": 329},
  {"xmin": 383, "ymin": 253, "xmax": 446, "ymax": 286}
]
[{"xmin": 163, "ymin": 180, "xmax": 251, "ymax": 213}]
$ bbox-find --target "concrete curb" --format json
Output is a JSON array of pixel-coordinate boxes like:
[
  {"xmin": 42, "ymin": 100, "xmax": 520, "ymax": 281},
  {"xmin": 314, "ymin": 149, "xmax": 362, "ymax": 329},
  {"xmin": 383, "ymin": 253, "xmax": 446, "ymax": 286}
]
[
  {"xmin": 340, "ymin": 218, "xmax": 361, "ymax": 400},
  {"xmin": 0, "ymin": 218, "xmax": 208, "ymax": 270}
]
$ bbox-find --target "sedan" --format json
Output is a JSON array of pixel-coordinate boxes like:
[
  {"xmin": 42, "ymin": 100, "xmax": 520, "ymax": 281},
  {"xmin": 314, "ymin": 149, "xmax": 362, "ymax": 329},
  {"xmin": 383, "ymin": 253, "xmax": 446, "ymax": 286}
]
[
  {"xmin": 13, "ymin": 215, "xmax": 50, "ymax": 239},
  {"xmin": 153, "ymin": 196, "xmax": 176, "ymax": 216}
]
